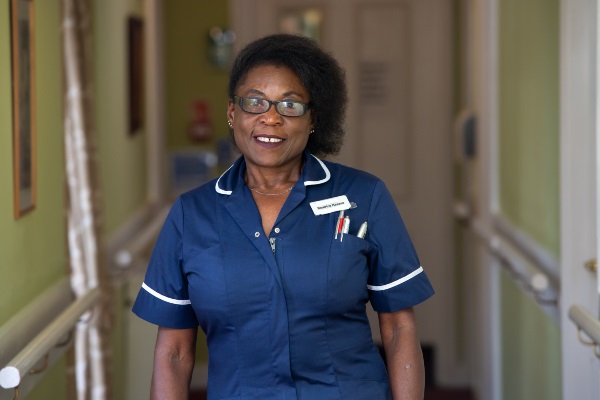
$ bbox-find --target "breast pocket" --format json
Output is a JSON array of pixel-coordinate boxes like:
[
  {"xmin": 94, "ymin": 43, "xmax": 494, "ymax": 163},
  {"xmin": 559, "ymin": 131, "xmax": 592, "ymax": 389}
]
[{"xmin": 328, "ymin": 234, "xmax": 373, "ymax": 313}]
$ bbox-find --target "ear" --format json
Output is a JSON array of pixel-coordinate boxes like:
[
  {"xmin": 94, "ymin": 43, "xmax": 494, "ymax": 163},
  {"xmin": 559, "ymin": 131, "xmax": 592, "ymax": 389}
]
[{"xmin": 227, "ymin": 100, "xmax": 235, "ymax": 123}]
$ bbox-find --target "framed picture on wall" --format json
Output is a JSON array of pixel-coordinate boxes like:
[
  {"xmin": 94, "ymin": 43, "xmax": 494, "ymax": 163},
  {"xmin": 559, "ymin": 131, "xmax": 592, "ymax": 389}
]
[
  {"xmin": 128, "ymin": 16, "xmax": 144, "ymax": 134},
  {"xmin": 11, "ymin": 0, "xmax": 36, "ymax": 218}
]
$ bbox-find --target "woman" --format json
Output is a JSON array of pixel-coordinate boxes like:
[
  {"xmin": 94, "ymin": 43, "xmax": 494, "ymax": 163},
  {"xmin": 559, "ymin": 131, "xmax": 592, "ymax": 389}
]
[{"xmin": 133, "ymin": 34, "xmax": 434, "ymax": 400}]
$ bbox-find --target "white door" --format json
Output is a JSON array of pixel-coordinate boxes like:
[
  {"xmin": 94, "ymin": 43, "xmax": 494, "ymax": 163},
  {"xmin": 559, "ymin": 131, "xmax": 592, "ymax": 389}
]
[
  {"xmin": 560, "ymin": 0, "xmax": 600, "ymax": 398},
  {"xmin": 230, "ymin": 0, "xmax": 462, "ymax": 386}
]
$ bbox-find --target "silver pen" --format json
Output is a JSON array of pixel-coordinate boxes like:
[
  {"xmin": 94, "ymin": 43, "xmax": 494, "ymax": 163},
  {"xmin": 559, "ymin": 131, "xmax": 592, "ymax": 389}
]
[{"xmin": 357, "ymin": 222, "xmax": 368, "ymax": 239}]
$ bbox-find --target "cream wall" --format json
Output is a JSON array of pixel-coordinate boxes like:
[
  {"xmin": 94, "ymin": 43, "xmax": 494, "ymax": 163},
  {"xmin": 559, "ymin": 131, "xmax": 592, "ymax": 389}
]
[{"xmin": 498, "ymin": 0, "xmax": 561, "ymax": 398}]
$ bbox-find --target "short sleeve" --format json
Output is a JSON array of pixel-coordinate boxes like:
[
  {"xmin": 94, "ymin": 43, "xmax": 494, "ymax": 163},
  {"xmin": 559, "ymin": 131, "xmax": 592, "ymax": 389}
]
[
  {"xmin": 132, "ymin": 197, "xmax": 199, "ymax": 328},
  {"xmin": 367, "ymin": 180, "xmax": 435, "ymax": 312}
]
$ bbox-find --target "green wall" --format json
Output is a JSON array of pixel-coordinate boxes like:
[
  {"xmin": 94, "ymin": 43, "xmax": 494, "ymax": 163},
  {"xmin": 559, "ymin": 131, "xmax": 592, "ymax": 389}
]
[
  {"xmin": 498, "ymin": 0, "xmax": 561, "ymax": 399},
  {"xmin": 165, "ymin": 0, "xmax": 230, "ymax": 152},
  {"xmin": 0, "ymin": 0, "xmax": 150, "ymax": 398},
  {"xmin": 94, "ymin": 0, "xmax": 148, "ymax": 235},
  {"xmin": 499, "ymin": 0, "xmax": 560, "ymax": 254},
  {"xmin": 0, "ymin": 1, "xmax": 67, "ymax": 398},
  {"xmin": 93, "ymin": 1, "xmax": 148, "ymax": 399}
]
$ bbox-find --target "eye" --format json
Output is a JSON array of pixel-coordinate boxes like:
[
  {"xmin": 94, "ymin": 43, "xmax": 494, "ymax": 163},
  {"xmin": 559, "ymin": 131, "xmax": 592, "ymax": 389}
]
[
  {"xmin": 247, "ymin": 98, "xmax": 263, "ymax": 107},
  {"xmin": 280, "ymin": 101, "xmax": 297, "ymax": 109}
]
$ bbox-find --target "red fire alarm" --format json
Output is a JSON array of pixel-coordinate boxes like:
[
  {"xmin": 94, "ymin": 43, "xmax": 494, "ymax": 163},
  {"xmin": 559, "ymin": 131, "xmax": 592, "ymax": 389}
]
[{"xmin": 188, "ymin": 100, "xmax": 213, "ymax": 141}]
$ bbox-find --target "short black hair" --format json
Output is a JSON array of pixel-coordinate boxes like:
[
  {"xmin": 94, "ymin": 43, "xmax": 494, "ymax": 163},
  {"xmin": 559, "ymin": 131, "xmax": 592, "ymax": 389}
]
[{"xmin": 228, "ymin": 34, "xmax": 348, "ymax": 157}]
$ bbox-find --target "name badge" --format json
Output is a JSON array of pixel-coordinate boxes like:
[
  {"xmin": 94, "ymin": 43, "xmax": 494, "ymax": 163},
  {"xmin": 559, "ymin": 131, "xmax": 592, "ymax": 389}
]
[{"xmin": 310, "ymin": 195, "xmax": 351, "ymax": 216}]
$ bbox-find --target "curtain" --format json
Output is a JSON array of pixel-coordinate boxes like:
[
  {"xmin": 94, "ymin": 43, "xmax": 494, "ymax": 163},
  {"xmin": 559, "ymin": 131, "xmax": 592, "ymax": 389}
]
[{"xmin": 62, "ymin": 0, "xmax": 112, "ymax": 399}]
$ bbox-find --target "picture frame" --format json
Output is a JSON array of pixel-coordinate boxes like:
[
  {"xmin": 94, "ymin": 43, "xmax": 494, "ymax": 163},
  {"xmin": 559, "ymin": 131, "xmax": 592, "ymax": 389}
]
[
  {"xmin": 128, "ymin": 16, "xmax": 144, "ymax": 134},
  {"xmin": 11, "ymin": 0, "xmax": 36, "ymax": 218},
  {"xmin": 278, "ymin": 7, "xmax": 324, "ymax": 43}
]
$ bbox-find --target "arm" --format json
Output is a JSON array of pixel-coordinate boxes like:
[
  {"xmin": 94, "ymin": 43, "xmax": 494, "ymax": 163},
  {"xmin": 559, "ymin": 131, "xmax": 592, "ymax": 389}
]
[
  {"xmin": 378, "ymin": 307, "xmax": 425, "ymax": 400},
  {"xmin": 151, "ymin": 326, "xmax": 198, "ymax": 400}
]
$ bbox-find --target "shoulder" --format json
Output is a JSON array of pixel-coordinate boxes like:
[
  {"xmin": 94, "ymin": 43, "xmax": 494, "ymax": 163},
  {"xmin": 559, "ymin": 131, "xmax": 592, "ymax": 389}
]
[{"xmin": 173, "ymin": 177, "xmax": 222, "ymax": 217}]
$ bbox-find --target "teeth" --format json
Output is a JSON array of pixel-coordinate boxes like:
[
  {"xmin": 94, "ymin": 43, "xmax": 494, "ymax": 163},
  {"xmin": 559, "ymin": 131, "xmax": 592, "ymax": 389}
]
[{"xmin": 257, "ymin": 137, "xmax": 283, "ymax": 143}]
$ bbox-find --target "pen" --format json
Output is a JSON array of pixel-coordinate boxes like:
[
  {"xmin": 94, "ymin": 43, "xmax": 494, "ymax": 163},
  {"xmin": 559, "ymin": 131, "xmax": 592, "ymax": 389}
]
[
  {"xmin": 341, "ymin": 216, "xmax": 350, "ymax": 241},
  {"xmin": 357, "ymin": 222, "xmax": 368, "ymax": 239},
  {"xmin": 334, "ymin": 210, "xmax": 344, "ymax": 239}
]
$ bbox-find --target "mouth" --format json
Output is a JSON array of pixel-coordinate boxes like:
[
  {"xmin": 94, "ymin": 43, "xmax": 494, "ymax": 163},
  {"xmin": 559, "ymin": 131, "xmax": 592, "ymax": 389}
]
[{"xmin": 255, "ymin": 136, "xmax": 284, "ymax": 143}]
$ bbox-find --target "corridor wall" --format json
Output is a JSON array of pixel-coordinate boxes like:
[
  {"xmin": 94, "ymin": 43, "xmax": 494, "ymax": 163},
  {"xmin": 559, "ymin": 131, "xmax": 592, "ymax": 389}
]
[
  {"xmin": 498, "ymin": 0, "xmax": 561, "ymax": 399},
  {"xmin": 0, "ymin": 2, "xmax": 68, "ymax": 399},
  {"xmin": 0, "ymin": 0, "xmax": 150, "ymax": 398},
  {"xmin": 93, "ymin": 1, "xmax": 148, "ymax": 398}
]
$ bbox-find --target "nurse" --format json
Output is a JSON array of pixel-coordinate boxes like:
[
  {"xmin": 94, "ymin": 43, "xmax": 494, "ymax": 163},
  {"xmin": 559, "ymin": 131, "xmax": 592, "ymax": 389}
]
[{"xmin": 133, "ymin": 34, "xmax": 434, "ymax": 400}]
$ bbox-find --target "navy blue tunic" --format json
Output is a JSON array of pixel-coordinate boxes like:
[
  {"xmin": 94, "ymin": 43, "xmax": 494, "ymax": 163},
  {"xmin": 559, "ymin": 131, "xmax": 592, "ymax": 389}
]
[{"xmin": 133, "ymin": 151, "xmax": 434, "ymax": 399}]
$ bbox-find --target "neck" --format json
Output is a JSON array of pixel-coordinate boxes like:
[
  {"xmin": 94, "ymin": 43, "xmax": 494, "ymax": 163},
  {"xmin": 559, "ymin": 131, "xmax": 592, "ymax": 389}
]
[{"xmin": 244, "ymin": 158, "xmax": 303, "ymax": 191}]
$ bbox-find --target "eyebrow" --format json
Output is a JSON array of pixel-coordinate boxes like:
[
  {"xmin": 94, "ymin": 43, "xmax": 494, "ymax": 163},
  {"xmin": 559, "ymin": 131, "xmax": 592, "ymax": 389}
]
[{"xmin": 245, "ymin": 89, "xmax": 306, "ymax": 99}]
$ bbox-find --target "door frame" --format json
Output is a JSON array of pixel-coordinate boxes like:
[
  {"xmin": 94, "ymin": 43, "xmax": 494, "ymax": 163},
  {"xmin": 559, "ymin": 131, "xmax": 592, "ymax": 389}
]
[
  {"xmin": 467, "ymin": 0, "xmax": 502, "ymax": 399},
  {"xmin": 560, "ymin": 0, "xmax": 600, "ymax": 399}
]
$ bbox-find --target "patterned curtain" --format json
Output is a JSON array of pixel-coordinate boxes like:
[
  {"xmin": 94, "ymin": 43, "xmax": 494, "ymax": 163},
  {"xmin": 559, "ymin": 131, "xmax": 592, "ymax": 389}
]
[{"xmin": 62, "ymin": 0, "xmax": 112, "ymax": 399}]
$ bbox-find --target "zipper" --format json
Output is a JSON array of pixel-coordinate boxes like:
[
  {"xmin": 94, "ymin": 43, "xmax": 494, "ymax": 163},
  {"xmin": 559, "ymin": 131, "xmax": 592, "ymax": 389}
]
[{"xmin": 269, "ymin": 237, "xmax": 276, "ymax": 253}]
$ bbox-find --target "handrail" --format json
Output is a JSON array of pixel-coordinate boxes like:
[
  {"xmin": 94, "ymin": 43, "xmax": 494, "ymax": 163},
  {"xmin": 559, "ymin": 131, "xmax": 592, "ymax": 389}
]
[
  {"xmin": 113, "ymin": 205, "xmax": 170, "ymax": 268},
  {"xmin": 569, "ymin": 304, "xmax": 600, "ymax": 358},
  {"xmin": 493, "ymin": 214, "xmax": 560, "ymax": 283},
  {"xmin": 0, "ymin": 279, "xmax": 72, "ymax": 367},
  {"xmin": 0, "ymin": 287, "xmax": 101, "ymax": 390},
  {"xmin": 454, "ymin": 201, "xmax": 559, "ymax": 309}
]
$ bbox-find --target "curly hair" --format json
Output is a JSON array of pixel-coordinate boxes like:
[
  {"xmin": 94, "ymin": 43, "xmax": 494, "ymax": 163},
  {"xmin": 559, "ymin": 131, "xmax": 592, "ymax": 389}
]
[{"xmin": 228, "ymin": 34, "xmax": 348, "ymax": 157}]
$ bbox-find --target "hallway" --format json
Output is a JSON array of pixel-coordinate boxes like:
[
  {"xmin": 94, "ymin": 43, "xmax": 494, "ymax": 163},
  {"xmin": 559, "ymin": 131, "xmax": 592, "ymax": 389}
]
[{"xmin": 1, "ymin": 1, "xmax": 599, "ymax": 400}]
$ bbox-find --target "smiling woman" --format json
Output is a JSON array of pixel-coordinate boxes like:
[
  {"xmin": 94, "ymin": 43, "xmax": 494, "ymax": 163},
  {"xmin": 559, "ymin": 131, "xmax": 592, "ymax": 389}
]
[
  {"xmin": 228, "ymin": 64, "xmax": 312, "ymax": 179},
  {"xmin": 132, "ymin": 33, "xmax": 434, "ymax": 400}
]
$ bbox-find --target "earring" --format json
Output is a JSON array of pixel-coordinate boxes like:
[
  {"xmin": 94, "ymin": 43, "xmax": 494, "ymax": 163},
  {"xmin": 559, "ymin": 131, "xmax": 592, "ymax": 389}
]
[
  {"xmin": 310, "ymin": 128, "xmax": 315, "ymax": 134},
  {"xmin": 228, "ymin": 120, "xmax": 233, "ymax": 128}
]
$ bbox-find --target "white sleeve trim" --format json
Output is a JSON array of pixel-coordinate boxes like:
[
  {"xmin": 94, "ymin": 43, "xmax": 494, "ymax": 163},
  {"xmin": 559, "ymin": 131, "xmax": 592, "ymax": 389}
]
[
  {"xmin": 142, "ymin": 282, "xmax": 192, "ymax": 305},
  {"xmin": 367, "ymin": 266, "xmax": 424, "ymax": 291}
]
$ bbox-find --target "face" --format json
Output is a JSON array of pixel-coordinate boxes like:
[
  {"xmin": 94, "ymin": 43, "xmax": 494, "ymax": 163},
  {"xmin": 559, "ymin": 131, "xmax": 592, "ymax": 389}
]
[{"xmin": 227, "ymin": 64, "xmax": 313, "ymax": 171}]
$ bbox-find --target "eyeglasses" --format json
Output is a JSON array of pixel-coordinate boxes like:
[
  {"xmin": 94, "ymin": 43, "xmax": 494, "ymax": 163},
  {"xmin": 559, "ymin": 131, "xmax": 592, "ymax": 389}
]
[{"xmin": 233, "ymin": 96, "xmax": 310, "ymax": 117}]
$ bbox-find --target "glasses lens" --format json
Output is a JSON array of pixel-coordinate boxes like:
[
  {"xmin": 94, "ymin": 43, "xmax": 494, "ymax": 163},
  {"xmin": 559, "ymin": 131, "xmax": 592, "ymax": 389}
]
[
  {"xmin": 276, "ymin": 101, "xmax": 306, "ymax": 117},
  {"xmin": 235, "ymin": 96, "xmax": 308, "ymax": 117},
  {"xmin": 241, "ymin": 98, "xmax": 269, "ymax": 114}
]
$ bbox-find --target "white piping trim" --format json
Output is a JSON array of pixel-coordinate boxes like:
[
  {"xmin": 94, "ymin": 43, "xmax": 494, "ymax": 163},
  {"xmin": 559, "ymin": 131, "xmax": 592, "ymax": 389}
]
[
  {"xmin": 304, "ymin": 154, "xmax": 331, "ymax": 186},
  {"xmin": 215, "ymin": 164, "xmax": 235, "ymax": 195},
  {"xmin": 142, "ymin": 282, "xmax": 192, "ymax": 305},
  {"xmin": 367, "ymin": 266, "xmax": 424, "ymax": 291}
]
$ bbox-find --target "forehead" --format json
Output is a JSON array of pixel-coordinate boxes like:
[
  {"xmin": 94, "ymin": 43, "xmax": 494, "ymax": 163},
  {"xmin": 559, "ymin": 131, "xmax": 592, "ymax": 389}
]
[{"xmin": 236, "ymin": 64, "xmax": 308, "ymax": 97}]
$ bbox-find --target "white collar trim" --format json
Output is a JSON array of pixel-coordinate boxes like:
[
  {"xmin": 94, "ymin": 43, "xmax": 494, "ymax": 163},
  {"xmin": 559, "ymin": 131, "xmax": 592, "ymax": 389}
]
[
  {"xmin": 215, "ymin": 154, "xmax": 331, "ymax": 195},
  {"xmin": 304, "ymin": 154, "xmax": 331, "ymax": 186},
  {"xmin": 215, "ymin": 164, "xmax": 234, "ymax": 195}
]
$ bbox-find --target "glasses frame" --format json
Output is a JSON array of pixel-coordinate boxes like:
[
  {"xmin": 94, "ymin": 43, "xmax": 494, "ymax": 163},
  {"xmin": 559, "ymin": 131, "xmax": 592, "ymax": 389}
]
[{"xmin": 233, "ymin": 96, "xmax": 311, "ymax": 117}]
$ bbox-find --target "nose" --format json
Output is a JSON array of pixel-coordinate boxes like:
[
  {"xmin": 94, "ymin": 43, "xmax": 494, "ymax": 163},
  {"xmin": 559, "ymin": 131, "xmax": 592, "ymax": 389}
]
[{"xmin": 259, "ymin": 103, "xmax": 284, "ymax": 126}]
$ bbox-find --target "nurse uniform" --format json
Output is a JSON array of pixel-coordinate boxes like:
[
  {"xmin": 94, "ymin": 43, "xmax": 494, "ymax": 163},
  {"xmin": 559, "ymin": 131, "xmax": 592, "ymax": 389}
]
[{"xmin": 133, "ymin": 150, "xmax": 435, "ymax": 400}]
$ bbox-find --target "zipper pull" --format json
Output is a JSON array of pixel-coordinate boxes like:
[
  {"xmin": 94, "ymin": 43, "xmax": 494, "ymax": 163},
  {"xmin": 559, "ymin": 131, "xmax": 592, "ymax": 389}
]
[{"xmin": 269, "ymin": 237, "xmax": 276, "ymax": 253}]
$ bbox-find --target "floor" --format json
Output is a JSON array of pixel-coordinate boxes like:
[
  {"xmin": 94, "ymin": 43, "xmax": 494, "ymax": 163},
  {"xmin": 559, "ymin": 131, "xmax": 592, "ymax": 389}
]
[{"xmin": 191, "ymin": 387, "xmax": 475, "ymax": 400}]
